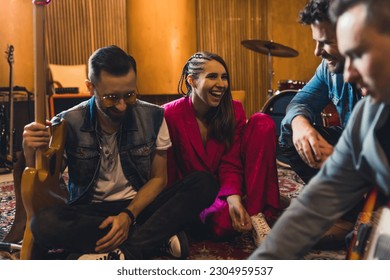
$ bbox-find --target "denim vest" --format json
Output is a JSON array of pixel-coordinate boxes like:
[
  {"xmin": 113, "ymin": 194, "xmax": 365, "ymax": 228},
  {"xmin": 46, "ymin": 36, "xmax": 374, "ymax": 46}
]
[{"xmin": 52, "ymin": 96, "xmax": 164, "ymax": 204}]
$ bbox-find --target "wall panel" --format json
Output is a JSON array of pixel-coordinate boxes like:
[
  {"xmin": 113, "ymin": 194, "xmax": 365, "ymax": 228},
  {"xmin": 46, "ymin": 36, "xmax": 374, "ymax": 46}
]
[
  {"xmin": 197, "ymin": 0, "xmax": 321, "ymax": 116},
  {"xmin": 197, "ymin": 0, "xmax": 268, "ymax": 116},
  {"xmin": 46, "ymin": 0, "xmax": 127, "ymax": 65}
]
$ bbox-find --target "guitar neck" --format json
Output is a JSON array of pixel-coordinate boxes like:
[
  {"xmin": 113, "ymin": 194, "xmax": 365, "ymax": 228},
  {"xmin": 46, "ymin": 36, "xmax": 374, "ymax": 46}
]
[
  {"xmin": 5, "ymin": 44, "xmax": 15, "ymax": 164},
  {"xmin": 33, "ymin": 3, "xmax": 47, "ymax": 169},
  {"xmin": 8, "ymin": 59, "xmax": 14, "ymax": 162}
]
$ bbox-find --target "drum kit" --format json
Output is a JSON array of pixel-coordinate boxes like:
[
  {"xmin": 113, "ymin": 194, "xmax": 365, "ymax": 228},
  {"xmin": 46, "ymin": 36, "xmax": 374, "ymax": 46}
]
[
  {"xmin": 241, "ymin": 39, "xmax": 340, "ymax": 135},
  {"xmin": 241, "ymin": 39, "xmax": 302, "ymax": 97}
]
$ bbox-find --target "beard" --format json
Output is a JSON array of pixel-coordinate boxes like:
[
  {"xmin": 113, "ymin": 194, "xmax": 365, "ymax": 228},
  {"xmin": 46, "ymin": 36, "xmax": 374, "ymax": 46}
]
[
  {"xmin": 95, "ymin": 98, "xmax": 125, "ymax": 123},
  {"xmin": 322, "ymin": 53, "xmax": 345, "ymax": 74},
  {"xmin": 331, "ymin": 60, "xmax": 345, "ymax": 74}
]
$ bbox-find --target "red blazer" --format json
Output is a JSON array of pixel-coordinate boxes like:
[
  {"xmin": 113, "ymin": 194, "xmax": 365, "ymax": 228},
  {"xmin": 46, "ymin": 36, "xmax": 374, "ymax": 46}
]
[{"xmin": 163, "ymin": 97, "xmax": 246, "ymax": 198}]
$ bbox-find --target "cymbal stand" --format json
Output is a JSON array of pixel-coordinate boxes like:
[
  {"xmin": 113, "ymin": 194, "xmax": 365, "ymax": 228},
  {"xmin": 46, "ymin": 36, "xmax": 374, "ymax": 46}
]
[{"xmin": 267, "ymin": 49, "xmax": 274, "ymax": 98}]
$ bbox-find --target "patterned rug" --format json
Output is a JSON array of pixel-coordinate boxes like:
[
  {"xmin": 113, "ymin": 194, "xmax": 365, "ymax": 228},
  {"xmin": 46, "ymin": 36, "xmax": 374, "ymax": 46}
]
[
  {"xmin": 184, "ymin": 166, "xmax": 346, "ymax": 260},
  {"xmin": 0, "ymin": 180, "xmax": 15, "ymax": 242},
  {"xmin": 0, "ymin": 166, "xmax": 346, "ymax": 260}
]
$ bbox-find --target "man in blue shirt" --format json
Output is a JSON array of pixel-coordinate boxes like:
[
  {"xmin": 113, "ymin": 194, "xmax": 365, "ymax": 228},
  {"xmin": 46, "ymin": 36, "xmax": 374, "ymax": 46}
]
[
  {"xmin": 278, "ymin": 0, "xmax": 363, "ymax": 250},
  {"xmin": 279, "ymin": 0, "xmax": 361, "ymax": 183}
]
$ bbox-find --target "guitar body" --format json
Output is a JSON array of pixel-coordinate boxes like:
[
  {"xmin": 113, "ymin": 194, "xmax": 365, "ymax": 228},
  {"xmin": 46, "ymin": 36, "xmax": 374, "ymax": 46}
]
[
  {"xmin": 347, "ymin": 188, "xmax": 378, "ymax": 260},
  {"xmin": 364, "ymin": 207, "xmax": 390, "ymax": 259},
  {"xmin": 20, "ymin": 121, "xmax": 67, "ymax": 259},
  {"xmin": 347, "ymin": 188, "xmax": 390, "ymax": 260}
]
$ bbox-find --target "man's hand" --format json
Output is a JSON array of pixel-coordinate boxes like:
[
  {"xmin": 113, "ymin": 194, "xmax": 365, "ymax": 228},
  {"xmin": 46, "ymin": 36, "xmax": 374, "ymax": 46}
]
[
  {"xmin": 227, "ymin": 195, "xmax": 252, "ymax": 232},
  {"xmin": 95, "ymin": 212, "xmax": 132, "ymax": 253},
  {"xmin": 291, "ymin": 116, "xmax": 333, "ymax": 169},
  {"xmin": 94, "ymin": 150, "xmax": 168, "ymax": 253},
  {"xmin": 22, "ymin": 121, "xmax": 51, "ymax": 167}
]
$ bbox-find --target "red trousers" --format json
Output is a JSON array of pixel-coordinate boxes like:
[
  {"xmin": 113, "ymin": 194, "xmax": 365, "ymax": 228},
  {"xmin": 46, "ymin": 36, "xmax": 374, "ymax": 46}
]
[{"xmin": 200, "ymin": 113, "xmax": 280, "ymax": 238}]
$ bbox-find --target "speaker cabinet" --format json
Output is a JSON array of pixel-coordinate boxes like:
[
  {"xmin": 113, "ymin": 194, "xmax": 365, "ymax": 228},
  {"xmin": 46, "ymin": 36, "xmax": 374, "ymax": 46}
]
[{"xmin": 49, "ymin": 93, "xmax": 91, "ymax": 118}]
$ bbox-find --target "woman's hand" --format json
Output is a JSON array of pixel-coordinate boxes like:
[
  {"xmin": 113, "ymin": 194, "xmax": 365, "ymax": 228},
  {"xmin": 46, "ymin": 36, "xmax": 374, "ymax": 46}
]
[{"xmin": 227, "ymin": 195, "xmax": 252, "ymax": 232}]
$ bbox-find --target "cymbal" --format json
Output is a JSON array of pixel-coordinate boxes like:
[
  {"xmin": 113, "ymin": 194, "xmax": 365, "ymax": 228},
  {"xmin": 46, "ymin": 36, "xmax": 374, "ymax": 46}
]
[{"xmin": 241, "ymin": 40, "xmax": 299, "ymax": 57}]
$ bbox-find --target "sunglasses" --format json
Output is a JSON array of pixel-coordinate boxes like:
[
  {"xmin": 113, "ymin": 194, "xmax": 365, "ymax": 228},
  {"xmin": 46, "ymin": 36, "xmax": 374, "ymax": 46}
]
[{"xmin": 101, "ymin": 91, "xmax": 137, "ymax": 107}]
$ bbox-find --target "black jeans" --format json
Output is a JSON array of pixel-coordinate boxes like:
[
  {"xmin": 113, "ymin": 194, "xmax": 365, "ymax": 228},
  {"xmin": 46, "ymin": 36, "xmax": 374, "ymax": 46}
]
[
  {"xmin": 30, "ymin": 171, "xmax": 218, "ymax": 259},
  {"xmin": 278, "ymin": 125, "xmax": 343, "ymax": 184},
  {"xmin": 278, "ymin": 125, "xmax": 364, "ymax": 223}
]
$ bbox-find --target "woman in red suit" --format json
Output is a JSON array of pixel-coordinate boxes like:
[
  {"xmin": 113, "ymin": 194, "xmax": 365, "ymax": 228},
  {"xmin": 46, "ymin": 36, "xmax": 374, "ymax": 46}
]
[{"xmin": 163, "ymin": 52, "xmax": 280, "ymax": 246}]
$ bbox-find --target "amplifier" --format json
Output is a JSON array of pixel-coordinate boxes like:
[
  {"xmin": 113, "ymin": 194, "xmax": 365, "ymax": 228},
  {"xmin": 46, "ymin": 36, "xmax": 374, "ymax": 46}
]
[{"xmin": 49, "ymin": 93, "xmax": 91, "ymax": 118}]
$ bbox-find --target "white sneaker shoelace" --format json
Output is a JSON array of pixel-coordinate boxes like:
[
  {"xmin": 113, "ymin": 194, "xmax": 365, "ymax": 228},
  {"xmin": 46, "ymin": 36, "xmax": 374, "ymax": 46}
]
[
  {"xmin": 250, "ymin": 213, "xmax": 271, "ymax": 247},
  {"xmin": 78, "ymin": 249, "xmax": 125, "ymax": 260}
]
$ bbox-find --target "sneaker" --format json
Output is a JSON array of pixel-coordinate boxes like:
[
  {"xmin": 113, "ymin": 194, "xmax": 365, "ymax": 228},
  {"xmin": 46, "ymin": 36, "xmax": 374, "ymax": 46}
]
[
  {"xmin": 161, "ymin": 231, "xmax": 189, "ymax": 259},
  {"xmin": 251, "ymin": 213, "xmax": 271, "ymax": 247},
  {"xmin": 77, "ymin": 249, "xmax": 125, "ymax": 260}
]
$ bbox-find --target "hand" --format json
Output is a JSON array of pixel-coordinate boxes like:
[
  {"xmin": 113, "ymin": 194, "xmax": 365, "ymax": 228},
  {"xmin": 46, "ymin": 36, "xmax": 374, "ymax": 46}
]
[
  {"xmin": 226, "ymin": 195, "xmax": 252, "ymax": 232},
  {"xmin": 22, "ymin": 121, "xmax": 51, "ymax": 167},
  {"xmin": 315, "ymin": 139, "xmax": 333, "ymax": 168},
  {"xmin": 95, "ymin": 213, "xmax": 132, "ymax": 253},
  {"xmin": 291, "ymin": 116, "xmax": 333, "ymax": 169}
]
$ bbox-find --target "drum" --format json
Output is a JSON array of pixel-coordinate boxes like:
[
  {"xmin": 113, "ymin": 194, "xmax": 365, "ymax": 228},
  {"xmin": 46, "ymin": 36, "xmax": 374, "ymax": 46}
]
[
  {"xmin": 261, "ymin": 89, "xmax": 340, "ymax": 138},
  {"xmin": 278, "ymin": 80, "xmax": 306, "ymax": 91},
  {"xmin": 261, "ymin": 90, "xmax": 298, "ymax": 138}
]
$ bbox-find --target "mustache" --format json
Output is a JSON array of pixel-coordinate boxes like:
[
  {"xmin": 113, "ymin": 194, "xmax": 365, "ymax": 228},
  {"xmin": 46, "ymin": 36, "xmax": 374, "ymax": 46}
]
[{"xmin": 321, "ymin": 53, "xmax": 337, "ymax": 60}]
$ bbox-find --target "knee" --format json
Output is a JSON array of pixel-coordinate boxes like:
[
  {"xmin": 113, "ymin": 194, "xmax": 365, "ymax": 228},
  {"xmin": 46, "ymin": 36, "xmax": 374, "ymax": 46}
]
[
  {"xmin": 248, "ymin": 113, "xmax": 275, "ymax": 134},
  {"xmin": 30, "ymin": 206, "xmax": 61, "ymax": 242},
  {"xmin": 243, "ymin": 113, "xmax": 277, "ymax": 151}
]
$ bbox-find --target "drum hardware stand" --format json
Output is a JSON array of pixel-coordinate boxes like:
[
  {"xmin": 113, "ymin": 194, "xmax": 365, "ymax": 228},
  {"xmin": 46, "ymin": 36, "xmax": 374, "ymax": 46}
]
[
  {"xmin": 267, "ymin": 47, "xmax": 274, "ymax": 98},
  {"xmin": 241, "ymin": 39, "xmax": 299, "ymax": 99}
]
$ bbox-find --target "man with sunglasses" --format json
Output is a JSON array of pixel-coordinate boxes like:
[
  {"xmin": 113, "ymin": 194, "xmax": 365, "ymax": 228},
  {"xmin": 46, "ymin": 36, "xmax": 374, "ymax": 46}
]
[{"xmin": 22, "ymin": 45, "xmax": 218, "ymax": 260}]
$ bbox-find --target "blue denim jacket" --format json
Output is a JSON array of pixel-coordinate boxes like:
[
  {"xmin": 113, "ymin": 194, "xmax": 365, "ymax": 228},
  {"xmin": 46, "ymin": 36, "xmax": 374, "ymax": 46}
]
[
  {"xmin": 279, "ymin": 59, "xmax": 361, "ymax": 148},
  {"xmin": 52, "ymin": 96, "xmax": 164, "ymax": 204}
]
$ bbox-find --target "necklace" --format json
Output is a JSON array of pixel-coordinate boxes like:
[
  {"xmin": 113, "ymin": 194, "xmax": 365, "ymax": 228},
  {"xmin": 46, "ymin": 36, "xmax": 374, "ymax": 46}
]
[{"xmin": 99, "ymin": 130, "xmax": 119, "ymax": 171}]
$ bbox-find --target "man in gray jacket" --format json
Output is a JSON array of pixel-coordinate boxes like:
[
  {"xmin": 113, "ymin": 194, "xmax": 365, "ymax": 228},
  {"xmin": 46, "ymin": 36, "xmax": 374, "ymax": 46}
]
[{"xmin": 250, "ymin": 0, "xmax": 390, "ymax": 259}]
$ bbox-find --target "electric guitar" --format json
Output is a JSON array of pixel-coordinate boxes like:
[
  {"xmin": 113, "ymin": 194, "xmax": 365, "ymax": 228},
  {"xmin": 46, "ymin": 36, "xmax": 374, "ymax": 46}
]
[
  {"xmin": 20, "ymin": 0, "xmax": 68, "ymax": 260},
  {"xmin": 0, "ymin": 104, "xmax": 8, "ymax": 173},
  {"xmin": 347, "ymin": 188, "xmax": 390, "ymax": 260},
  {"xmin": 364, "ymin": 206, "xmax": 390, "ymax": 259},
  {"xmin": 5, "ymin": 44, "xmax": 15, "ymax": 165}
]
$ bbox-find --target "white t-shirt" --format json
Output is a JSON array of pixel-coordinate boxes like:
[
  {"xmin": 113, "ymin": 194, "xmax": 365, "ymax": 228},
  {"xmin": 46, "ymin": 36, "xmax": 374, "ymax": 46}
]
[{"xmin": 92, "ymin": 117, "xmax": 171, "ymax": 202}]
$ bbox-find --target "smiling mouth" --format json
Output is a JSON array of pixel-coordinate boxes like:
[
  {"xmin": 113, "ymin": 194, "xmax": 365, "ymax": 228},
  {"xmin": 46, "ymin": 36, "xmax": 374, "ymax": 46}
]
[
  {"xmin": 326, "ymin": 59, "xmax": 336, "ymax": 65},
  {"xmin": 209, "ymin": 90, "xmax": 224, "ymax": 98}
]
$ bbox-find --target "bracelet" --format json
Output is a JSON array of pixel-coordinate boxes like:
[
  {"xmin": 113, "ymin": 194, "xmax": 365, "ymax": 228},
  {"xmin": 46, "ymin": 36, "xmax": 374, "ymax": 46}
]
[{"xmin": 120, "ymin": 208, "xmax": 136, "ymax": 225}]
